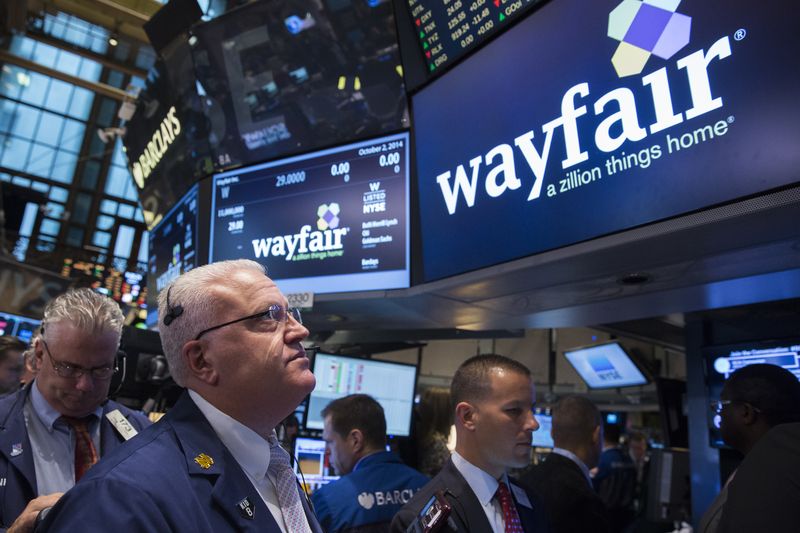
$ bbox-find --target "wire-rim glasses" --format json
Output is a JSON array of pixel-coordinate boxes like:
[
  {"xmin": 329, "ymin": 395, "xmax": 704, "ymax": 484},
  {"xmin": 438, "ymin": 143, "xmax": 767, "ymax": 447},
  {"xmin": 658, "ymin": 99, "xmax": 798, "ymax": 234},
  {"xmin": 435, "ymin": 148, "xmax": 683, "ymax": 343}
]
[
  {"xmin": 40, "ymin": 338, "xmax": 117, "ymax": 380},
  {"xmin": 194, "ymin": 304, "xmax": 302, "ymax": 341}
]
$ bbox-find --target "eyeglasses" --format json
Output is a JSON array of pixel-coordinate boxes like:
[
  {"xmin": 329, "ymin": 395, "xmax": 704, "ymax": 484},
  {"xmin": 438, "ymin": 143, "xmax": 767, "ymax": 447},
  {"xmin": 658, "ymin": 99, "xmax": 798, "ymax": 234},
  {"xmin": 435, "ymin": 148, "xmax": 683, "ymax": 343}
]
[
  {"xmin": 194, "ymin": 304, "xmax": 302, "ymax": 340},
  {"xmin": 40, "ymin": 338, "xmax": 117, "ymax": 380},
  {"xmin": 709, "ymin": 399, "xmax": 762, "ymax": 415}
]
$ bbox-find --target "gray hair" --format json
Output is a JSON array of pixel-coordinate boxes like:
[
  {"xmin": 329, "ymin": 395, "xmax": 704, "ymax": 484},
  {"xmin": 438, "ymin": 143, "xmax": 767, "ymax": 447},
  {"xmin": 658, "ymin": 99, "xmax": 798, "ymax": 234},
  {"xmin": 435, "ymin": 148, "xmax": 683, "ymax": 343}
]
[
  {"xmin": 40, "ymin": 288, "xmax": 124, "ymax": 341},
  {"xmin": 158, "ymin": 259, "xmax": 266, "ymax": 386}
]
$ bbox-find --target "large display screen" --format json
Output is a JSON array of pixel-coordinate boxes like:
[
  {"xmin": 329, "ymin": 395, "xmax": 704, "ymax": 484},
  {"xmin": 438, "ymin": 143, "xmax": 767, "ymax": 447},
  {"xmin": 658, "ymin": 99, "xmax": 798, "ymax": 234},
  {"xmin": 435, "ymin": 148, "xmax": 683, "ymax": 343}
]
[
  {"xmin": 209, "ymin": 132, "xmax": 410, "ymax": 294},
  {"xmin": 190, "ymin": 0, "xmax": 408, "ymax": 171},
  {"xmin": 564, "ymin": 342, "xmax": 648, "ymax": 389},
  {"xmin": 403, "ymin": 0, "xmax": 544, "ymax": 76},
  {"xmin": 124, "ymin": 43, "xmax": 213, "ymax": 229},
  {"xmin": 145, "ymin": 183, "xmax": 200, "ymax": 328},
  {"xmin": 704, "ymin": 339, "xmax": 800, "ymax": 447},
  {"xmin": 413, "ymin": 0, "xmax": 800, "ymax": 281},
  {"xmin": 0, "ymin": 311, "xmax": 41, "ymax": 343},
  {"xmin": 305, "ymin": 353, "xmax": 417, "ymax": 437}
]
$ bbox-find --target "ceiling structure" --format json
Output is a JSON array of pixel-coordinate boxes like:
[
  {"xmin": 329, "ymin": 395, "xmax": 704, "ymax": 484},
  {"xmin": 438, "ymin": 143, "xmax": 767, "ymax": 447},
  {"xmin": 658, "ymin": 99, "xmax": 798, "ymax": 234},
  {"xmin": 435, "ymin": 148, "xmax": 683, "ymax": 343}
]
[{"xmin": 5, "ymin": 0, "xmax": 799, "ymax": 350}]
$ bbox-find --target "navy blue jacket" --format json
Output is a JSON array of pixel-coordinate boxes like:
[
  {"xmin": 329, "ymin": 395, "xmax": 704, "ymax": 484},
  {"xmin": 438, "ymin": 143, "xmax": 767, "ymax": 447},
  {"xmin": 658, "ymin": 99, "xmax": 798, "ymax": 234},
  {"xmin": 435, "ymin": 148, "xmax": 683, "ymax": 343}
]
[
  {"xmin": 0, "ymin": 383, "xmax": 150, "ymax": 531},
  {"xmin": 312, "ymin": 451, "xmax": 428, "ymax": 533},
  {"xmin": 39, "ymin": 391, "xmax": 323, "ymax": 533}
]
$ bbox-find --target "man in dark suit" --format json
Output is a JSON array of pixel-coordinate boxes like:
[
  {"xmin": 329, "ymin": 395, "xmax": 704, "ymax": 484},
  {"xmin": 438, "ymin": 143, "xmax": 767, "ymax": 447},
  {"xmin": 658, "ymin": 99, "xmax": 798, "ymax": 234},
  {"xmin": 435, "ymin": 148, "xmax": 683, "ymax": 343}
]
[
  {"xmin": 0, "ymin": 289, "xmax": 150, "ymax": 533},
  {"xmin": 391, "ymin": 354, "xmax": 551, "ymax": 532},
  {"xmin": 705, "ymin": 364, "xmax": 800, "ymax": 533},
  {"xmin": 39, "ymin": 260, "xmax": 323, "ymax": 532},
  {"xmin": 521, "ymin": 395, "xmax": 610, "ymax": 533}
]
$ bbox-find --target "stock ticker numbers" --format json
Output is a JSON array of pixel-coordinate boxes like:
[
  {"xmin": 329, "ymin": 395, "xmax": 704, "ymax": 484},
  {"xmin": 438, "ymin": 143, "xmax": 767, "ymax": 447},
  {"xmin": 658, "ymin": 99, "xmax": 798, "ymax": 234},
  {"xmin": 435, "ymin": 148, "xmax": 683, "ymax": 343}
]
[{"xmin": 406, "ymin": 0, "xmax": 541, "ymax": 73}]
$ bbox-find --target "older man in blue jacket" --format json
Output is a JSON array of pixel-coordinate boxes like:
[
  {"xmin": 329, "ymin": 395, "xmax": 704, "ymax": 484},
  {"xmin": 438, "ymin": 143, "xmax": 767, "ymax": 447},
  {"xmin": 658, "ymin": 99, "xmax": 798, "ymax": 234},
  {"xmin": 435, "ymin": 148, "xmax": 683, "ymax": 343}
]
[
  {"xmin": 39, "ymin": 260, "xmax": 323, "ymax": 533},
  {"xmin": 0, "ymin": 289, "xmax": 150, "ymax": 533}
]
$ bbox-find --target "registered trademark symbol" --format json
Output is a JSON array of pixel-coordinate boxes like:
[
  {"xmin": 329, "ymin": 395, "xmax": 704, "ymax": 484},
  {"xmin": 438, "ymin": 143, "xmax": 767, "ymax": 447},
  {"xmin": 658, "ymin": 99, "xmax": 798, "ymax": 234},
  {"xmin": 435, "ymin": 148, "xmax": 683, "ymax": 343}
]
[
  {"xmin": 344, "ymin": 174, "xmax": 350, "ymax": 182},
  {"xmin": 393, "ymin": 164, "xmax": 400, "ymax": 173},
  {"xmin": 734, "ymin": 28, "xmax": 746, "ymax": 41},
  {"xmin": 727, "ymin": 115, "xmax": 735, "ymax": 124}
]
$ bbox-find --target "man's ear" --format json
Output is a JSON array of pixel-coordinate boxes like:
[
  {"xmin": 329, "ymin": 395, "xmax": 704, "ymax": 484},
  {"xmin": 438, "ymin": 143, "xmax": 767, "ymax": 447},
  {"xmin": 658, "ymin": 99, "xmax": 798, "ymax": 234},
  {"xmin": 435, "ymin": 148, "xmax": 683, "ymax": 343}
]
[
  {"xmin": 349, "ymin": 428, "xmax": 365, "ymax": 453},
  {"xmin": 183, "ymin": 340, "xmax": 218, "ymax": 385},
  {"xmin": 32, "ymin": 339, "xmax": 45, "ymax": 369},
  {"xmin": 741, "ymin": 403, "xmax": 761, "ymax": 426},
  {"xmin": 592, "ymin": 424, "xmax": 601, "ymax": 445},
  {"xmin": 455, "ymin": 401, "xmax": 478, "ymax": 431}
]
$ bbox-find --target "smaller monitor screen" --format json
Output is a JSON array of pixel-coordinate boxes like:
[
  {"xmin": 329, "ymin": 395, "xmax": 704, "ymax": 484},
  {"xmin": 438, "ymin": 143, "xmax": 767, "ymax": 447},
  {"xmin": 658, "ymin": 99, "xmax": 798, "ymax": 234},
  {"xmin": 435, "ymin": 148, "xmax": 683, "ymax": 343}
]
[
  {"xmin": 209, "ymin": 132, "xmax": 410, "ymax": 294},
  {"xmin": 704, "ymin": 339, "xmax": 800, "ymax": 447},
  {"xmin": 306, "ymin": 353, "xmax": 417, "ymax": 436},
  {"xmin": 293, "ymin": 437, "xmax": 339, "ymax": 494},
  {"xmin": 146, "ymin": 183, "xmax": 200, "ymax": 327},
  {"xmin": 564, "ymin": 342, "xmax": 648, "ymax": 389},
  {"xmin": 0, "ymin": 311, "xmax": 40, "ymax": 343},
  {"xmin": 532, "ymin": 412, "xmax": 553, "ymax": 448}
]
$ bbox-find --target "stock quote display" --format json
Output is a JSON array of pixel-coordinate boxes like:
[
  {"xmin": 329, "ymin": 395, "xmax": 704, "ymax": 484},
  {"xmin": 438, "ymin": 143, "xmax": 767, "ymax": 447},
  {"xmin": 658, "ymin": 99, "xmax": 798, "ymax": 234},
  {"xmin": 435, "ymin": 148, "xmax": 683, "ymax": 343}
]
[
  {"xmin": 405, "ymin": 0, "xmax": 543, "ymax": 75},
  {"xmin": 209, "ymin": 132, "xmax": 410, "ymax": 294}
]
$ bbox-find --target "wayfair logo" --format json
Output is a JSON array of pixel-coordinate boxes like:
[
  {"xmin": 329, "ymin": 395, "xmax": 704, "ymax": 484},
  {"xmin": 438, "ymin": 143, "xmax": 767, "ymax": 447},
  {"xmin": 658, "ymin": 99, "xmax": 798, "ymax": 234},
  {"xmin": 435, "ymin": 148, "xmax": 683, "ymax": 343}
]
[{"xmin": 608, "ymin": 0, "xmax": 691, "ymax": 77}]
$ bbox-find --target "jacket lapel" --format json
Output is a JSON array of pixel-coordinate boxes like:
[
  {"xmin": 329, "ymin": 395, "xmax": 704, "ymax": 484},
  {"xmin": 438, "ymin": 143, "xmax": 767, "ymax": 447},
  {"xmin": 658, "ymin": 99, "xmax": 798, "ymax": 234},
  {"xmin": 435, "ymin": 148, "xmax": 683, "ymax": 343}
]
[
  {"xmin": 0, "ymin": 387, "xmax": 37, "ymax": 495},
  {"xmin": 169, "ymin": 393, "xmax": 281, "ymax": 532},
  {"xmin": 439, "ymin": 459, "xmax": 494, "ymax": 531}
]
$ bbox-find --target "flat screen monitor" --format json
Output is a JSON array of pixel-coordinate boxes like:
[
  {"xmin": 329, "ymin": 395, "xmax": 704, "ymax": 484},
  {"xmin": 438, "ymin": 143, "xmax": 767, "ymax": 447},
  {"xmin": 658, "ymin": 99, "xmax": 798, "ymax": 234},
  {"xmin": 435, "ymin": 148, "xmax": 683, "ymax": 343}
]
[
  {"xmin": 146, "ymin": 183, "xmax": 201, "ymax": 328},
  {"xmin": 0, "ymin": 311, "xmax": 40, "ymax": 343},
  {"xmin": 209, "ymin": 132, "xmax": 410, "ymax": 294},
  {"xmin": 190, "ymin": 0, "xmax": 408, "ymax": 171},
  {"xmin": 401, "ymin": 0, "xmax": 545, "ymax": 79},
  {"xmin": 564, "ymin": 342, "xmax": 648, "ymax": 389},
  {"xmin": 305, "ymin": 353, "xmax": 417, "ymax": 437},
  {"xmin": 413, "ymin": 0, "xmax": 800, "ymax": 282},
  {"xmin": 532, "ymin": 411, "xmax": 553, "ymax": 448},
  {"xmin": 293, "ymin": 437, "xmax": 339, "ymax": 494},
  {"xmin": 703, "ymin": 339, "xmax": 800, "ymax": 447}
]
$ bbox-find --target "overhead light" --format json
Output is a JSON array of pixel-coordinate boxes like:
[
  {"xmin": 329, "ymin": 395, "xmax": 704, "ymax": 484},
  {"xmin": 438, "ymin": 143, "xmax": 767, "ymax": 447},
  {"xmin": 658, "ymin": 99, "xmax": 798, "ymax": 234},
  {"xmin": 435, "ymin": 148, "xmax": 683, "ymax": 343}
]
[{"xmin": 108, "ymin": 36, "xmax": 119, "ymax": 47}]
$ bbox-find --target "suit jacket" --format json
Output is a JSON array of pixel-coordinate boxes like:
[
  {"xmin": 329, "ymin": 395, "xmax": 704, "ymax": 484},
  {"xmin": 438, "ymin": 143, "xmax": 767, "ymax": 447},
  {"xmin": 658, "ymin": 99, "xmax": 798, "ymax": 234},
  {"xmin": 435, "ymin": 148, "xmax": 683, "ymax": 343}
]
[
  {"xmin": 718, "ymin": 422, "xmax": 800, "ymax": 533},
  {"xmin": 39, "ymin": 391, "xmax": 323, "ymax": 533},
  {"xmin": 520, "ymin": 452, "xmax": 611, "ymax": 533},
  {"xmin": 0, "ymin": 384, "xmax": 150, "ymax": 531},
  {"xmin": 391, "ymin": 458, "xmax": 551, "ymax": 532}
]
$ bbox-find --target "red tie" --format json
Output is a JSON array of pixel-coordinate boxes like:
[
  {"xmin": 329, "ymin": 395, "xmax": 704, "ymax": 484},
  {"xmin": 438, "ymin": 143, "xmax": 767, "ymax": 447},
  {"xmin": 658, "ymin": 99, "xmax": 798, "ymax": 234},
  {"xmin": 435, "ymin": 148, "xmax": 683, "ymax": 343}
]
[
  {"xmin": 62, "ymin": 416, "xmax": 99, "ymax": 482},
  {"xmin": 496, "ymin": 481, "xmax": 524, "ymax": 533}
]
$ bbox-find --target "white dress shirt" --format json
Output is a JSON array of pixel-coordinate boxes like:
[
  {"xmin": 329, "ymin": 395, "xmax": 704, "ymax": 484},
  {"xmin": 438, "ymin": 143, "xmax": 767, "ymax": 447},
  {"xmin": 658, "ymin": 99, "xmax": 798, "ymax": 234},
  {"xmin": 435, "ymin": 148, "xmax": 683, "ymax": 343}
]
[
  {"xmin": 450, "ymin": 451, "xmax": 509, "ymax": 533},
  {"xmin": 25, "ymin": 380, "xmax": 103, "ymax": 495},
  {"xmin": 189, "ymin": 390, "xmax": 310, "ymax": 533}
]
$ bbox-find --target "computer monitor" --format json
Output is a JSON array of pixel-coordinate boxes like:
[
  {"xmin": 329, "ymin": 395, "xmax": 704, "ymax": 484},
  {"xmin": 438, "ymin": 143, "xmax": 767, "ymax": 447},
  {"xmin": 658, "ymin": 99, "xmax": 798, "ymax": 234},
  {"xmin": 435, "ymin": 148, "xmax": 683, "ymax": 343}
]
[
  {"xmin": 0, "ymin": 311, "xmax": 40, "ymax": 343},
  {"xmin": 305, "ymin": 353, "xmax": 417, "ymax": 437},
  {"xmin": 703, "ymin": 339, "xmax": 800, "ymax": 447},
  {"xmin": 564, "ymin": 342, "xmax": 648, "ymax": 389},
  {"xmin": 209, "ymin": 132, "xmax": 411, "ymax": 294},
  {"xmin": 532, "ymin": 412, "xmax": 554, "ymax": 449},
  {"xmin": 293, "ymin": 437, "xmax": 339, "ymax": 494},
  {"xmin": 145, "ymin": 183, "xmax": 202, "ymax": 328}
]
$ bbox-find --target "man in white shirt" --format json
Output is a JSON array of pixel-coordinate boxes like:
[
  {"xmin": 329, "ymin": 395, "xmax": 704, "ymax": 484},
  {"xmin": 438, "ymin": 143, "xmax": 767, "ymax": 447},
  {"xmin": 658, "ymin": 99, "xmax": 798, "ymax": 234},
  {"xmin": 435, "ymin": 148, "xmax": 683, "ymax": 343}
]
[
  {"xmin": 39, "ymin": 259, "xmax": 323, "ymax": 533},
  {"xmin": 392, "ymin": 354, "xmax": 551, "ymax": 532}
]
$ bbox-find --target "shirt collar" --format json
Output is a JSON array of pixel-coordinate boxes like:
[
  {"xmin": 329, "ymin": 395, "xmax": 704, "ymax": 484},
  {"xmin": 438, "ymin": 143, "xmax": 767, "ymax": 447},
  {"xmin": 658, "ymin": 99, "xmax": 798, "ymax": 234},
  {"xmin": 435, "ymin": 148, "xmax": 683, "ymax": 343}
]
[
  {"xmin": 29, "ymin": 378, "xmax": 102, "ymax": 432},
  {"xmin": 551, "ymin": 447, "xmax": 593, "ymax": 487},
  {"xmin": 189, "ymin": 390, "xmax": 271, "ymax": 479},
  {"xmin": 451, "ymin": 451, "xmax": 509, "ymax": 506}
]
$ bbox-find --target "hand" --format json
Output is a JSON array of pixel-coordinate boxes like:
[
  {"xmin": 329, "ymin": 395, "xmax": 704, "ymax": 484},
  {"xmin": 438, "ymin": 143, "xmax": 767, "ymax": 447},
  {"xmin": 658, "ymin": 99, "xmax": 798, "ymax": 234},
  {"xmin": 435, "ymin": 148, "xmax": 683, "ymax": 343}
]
[{"xmin": 8, "ymin": 493, "xmax": 64, "ymax": 533}]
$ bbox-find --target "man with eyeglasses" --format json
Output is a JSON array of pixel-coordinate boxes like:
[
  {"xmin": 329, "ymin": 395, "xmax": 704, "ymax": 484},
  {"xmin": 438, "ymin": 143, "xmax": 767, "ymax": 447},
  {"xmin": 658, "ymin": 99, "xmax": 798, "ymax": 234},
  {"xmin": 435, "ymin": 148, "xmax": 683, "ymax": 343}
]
[
  {"xmin": 0, "ymin": 288, "xmax": 150, "ymax": 533},
  {"xmin": 39, "ymin": 259, "xmax": 323, "ymax": 533},
  {"xmin": 698, "ymin": 363, "xmax": 800, "ymax": 533}
]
